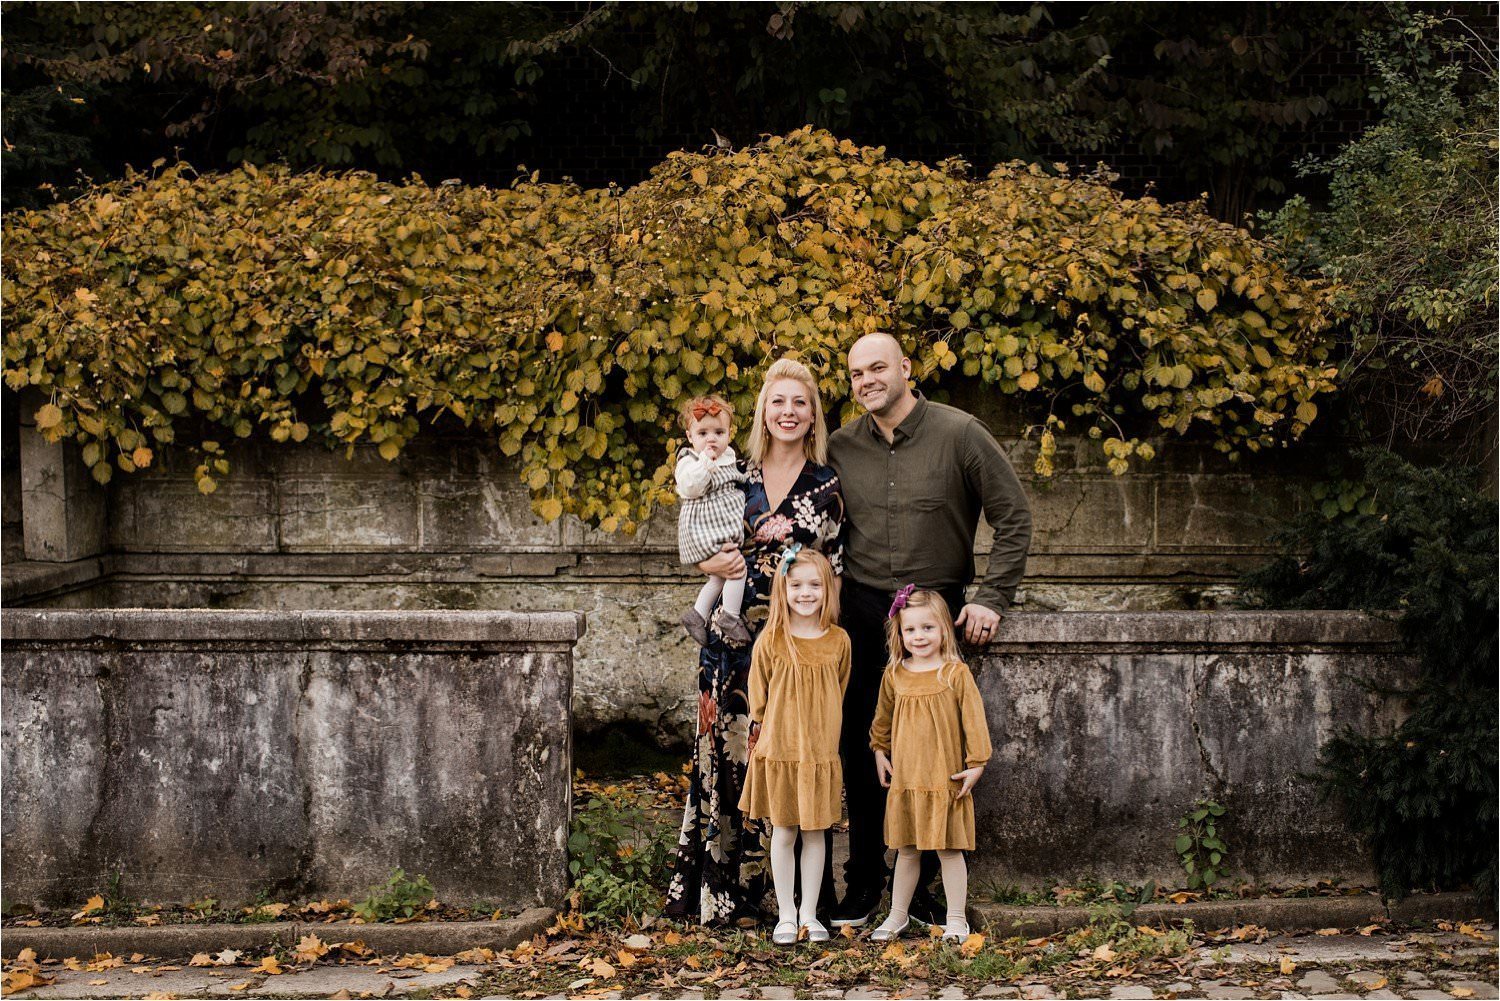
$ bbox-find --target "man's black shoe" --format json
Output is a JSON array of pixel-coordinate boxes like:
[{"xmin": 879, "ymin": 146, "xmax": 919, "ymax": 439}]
[
  {"xmin": 907, "ymin": 889, "xmax": 945, "ymax": 928},
  {"xmin": 829, "ymin": 886, "xmax": 883, "ymax": 928}
]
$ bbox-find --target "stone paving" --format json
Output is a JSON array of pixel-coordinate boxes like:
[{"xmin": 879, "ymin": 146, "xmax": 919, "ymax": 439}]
[{"xmin": 9, "ymin": 928, "xmax": 1496, "ymax": 999}]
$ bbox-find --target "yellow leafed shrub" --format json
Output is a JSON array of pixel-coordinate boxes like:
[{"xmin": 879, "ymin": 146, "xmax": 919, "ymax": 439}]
[{"xmin": 2, "ymin": 127, "xmax": 1338, "ymax": 530}]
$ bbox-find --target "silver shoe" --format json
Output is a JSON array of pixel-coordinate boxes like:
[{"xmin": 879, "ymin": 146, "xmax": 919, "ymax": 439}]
[
  {"xmin": 772, "ymin": 919, "xmax": 799, "ymax": 946},
  {"xmin": 941, "ymin": 920, "xmax": 971, "ymax": 942},
  {"xmin": 802, "ymin": 918, "xmax": 830, "ymax": 942},
  {"xmin": 869, "ymin": 915, "xmax": 910, "ymax": 942}
]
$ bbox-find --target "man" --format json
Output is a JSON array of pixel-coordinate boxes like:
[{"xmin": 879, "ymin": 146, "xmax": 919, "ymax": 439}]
[{"xmin": 826, "ymin": 332, "xmax": 1032, "ymax": 927}]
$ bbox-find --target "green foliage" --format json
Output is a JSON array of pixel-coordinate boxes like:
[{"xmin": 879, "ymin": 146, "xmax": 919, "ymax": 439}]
[
  {"xmin": 1175, "ymin": 800, "xmax": 1229, "ymax": 890},
  {"xmin": 351, "ymin": 868, "xmax": 435, "ymax": 922},
  {"xmin": 568, "ymin": 792, "xmax": 675, "ymax": 924},
  {"xmin": 2, "ymin": 129, "xmax": 1338, "ymax": 528},
  {"xmin": 1265, "ymin": 6, "xmax": 1498, "ymax": 447},
  {"xmin": 1068, "ymin": 904, "xmax": 1193, "ymax": 964},
  {"xmin": 1241, "ymin": 449, "xmax": 1498, "ymax": 900}
]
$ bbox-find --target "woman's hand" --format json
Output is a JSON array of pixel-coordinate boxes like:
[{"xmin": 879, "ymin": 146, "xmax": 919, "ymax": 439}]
[
  {"xmin": 875, "ymin": 750, "xmax": 893, "ymax": 788},
  {"xmin": 950, "ymin": 765, "xmax": 985, "ymax": 799},
  {"xmin": 698, "ymin": 542, "xmax": 746, "ymax": 579}
]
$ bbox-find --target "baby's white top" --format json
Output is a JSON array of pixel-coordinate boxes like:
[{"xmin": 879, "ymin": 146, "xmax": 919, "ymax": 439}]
[{"xmin": 675, "ymin": 445, "xmax": 740, "ymax": 500}]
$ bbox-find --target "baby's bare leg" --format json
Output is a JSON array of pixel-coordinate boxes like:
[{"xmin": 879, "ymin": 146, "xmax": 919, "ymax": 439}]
[{"xmin": 694, "ymin": 575, "xmax": 726, "ymax": 620}]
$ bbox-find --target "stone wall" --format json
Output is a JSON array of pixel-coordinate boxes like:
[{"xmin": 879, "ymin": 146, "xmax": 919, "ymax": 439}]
[
  {"xmin": 1, "ymin": 609, "xmax": 581, "ymax": 909},
  {"xmin": 4, "ymin": 383, "xmax": 1367, "ymax": 743},
  {"xmin": 968, "ymin": 610, "xmax": 1410, "ymax": 886}
]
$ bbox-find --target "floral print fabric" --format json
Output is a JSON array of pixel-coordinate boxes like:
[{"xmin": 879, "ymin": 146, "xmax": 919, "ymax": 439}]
[{"xmin": 663, "ymin": 460, "xmax": 845, "ymax": 925}]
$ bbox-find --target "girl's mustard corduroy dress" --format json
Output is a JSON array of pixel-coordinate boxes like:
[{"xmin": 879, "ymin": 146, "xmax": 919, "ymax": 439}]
[
  {"xmin": 738, "ymin": 627, "xmax": 851, "ymax": 831},
  {"xmin": 869, "ymin": 660, "xmax": 993, "ymax": 851}
]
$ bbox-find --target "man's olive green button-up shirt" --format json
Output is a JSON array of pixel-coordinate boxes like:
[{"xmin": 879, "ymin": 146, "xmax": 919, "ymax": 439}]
[{"xmin": 827, "ymin": 394, "xmax": 1032, "ymax": 612}]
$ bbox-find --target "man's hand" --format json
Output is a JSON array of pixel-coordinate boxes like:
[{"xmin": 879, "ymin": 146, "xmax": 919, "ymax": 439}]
[
  {"xmin": 950, "ymin": 765, "xmax": 984, "ymax": 799},
  {"xmin": 698, "ymin": 542, "xmax": 746, "ymax": 579},
  {"xmin": 954, "ymin": 603, "xmax": 1002, "ymax": 645},
  {"xmin": 875, "ymin": 750, "xmax": 893, "ymax": 788}
]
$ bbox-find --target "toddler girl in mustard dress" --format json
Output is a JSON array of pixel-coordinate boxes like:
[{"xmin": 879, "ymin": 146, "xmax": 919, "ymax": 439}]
[
  {"xmin": 868, "ymin": 586, "xmax": 992, "ymax": 942},
  {"xmin": 738, "ymin": 546, "xmax": 850, "ymax": 945}
]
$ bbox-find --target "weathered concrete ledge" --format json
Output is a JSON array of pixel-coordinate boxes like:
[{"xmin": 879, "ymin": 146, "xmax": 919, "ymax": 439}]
[
  {"xmin": 2, "ymin": 609, "xmax": 583, "ymax": 910},
  {"xmin": 2, "ymin": 607, "xmax": 586, "ymax": 647},
  {"xmin": 968, "ymin": 609, "xmax": 1414, "ymax": 887},
  {"xmin": 0, "ymin": 906, "xmax": 556, "ymax": 961},
  {"xmin": 973, "ymin": 891, "xmax": 1488, "ymax": 938}
]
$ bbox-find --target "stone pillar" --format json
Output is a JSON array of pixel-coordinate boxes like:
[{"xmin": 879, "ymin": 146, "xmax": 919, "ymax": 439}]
[{"xmin": 17, "ymin": 390, "xmax": 105, "ymax": 562}]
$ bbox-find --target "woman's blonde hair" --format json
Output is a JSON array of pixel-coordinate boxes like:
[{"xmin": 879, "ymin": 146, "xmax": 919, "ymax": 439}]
[
  {"xmin": 885, "ymin": 589, "xmax": 964, "ymax": 686},
  {"xmin": 756, "ymin": 547, "xmax": 840, "ymax": 667},
  {"xmin": 746, "ymin": 357, "xmax": 828, "ymax": 465}
]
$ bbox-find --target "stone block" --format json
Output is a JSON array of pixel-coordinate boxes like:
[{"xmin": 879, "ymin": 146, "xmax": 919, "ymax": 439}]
[
  {"xmin": 418, "ymin": 454, "xmax": 562, "ymax": 551},
  {"xmin": 110, "ymin": 472, "xmax": 278, "ymax": 553},
  {"xmin": 1153, "ymin": 474, "xmax": 1301, "ymax": 551},
  {"xmin": 1, "ymin": 610, "xmax": 579, "ymax": 908},
  {"xmin": 1022, "ymin": 475, "xmax": 1155, "ymax": 553},
  {"xmin": 19, "ymin": 416, "xmax": 105, "ymax": 562},
  {"xmin": 280, "ymin": 476, "xmax": 420, "ymax": 550}
]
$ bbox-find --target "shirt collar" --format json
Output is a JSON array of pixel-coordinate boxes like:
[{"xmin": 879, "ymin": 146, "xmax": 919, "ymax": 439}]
[{"xmin": 865, "ymin": 392, "xmax": 929, "ymax": 445}]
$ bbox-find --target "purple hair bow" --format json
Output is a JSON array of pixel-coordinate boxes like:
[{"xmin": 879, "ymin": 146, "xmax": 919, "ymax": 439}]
[{"xmin": 887, "ymin": 583, "xmax": 916, "ymax": 619}]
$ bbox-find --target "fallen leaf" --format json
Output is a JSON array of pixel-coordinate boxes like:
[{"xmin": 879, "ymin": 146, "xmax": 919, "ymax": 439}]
[
  {"xmin": 157, "ymin": 966, "xmax": 181, "ymax": 972},
  {"xmin": 295, "ymin": 934, "xmax": 329, "ymax": 964},
  {"xmin": 72, "ymin": 895, "xmax": 106, "ymax": 920},
  {"xmin": 616, "ymin": 951, "xmax": 637, "ymax": 968},
  {"xmin": 1457, "ymin": 923, "xmax": 1494, "ymax": 942},
  {"xmin": 1451, "ymin": 989, "xmax": 1474, "ymax": 998},
  {"xmin": 880, "ymin": 942, "xmax": 905, "ymax": 961},
  {"xmin": 1365, "ymin": 976, "xmax": 1389, "ymax": 990},
  {"xmin": 622, "ymin": 933, "xmax": 652, "ymax": 951},
  {"xmin": 143, "ymin": 993, "xmax": 177, "ymax": 1000},
  {"xmin": 959, "ymin": 932, "xmax": 985, "ymax": 957},
  {"xmin": 1168, "ymin": 890, "xmax": 1198, "ymax": 904},
  {"xmin": 1093, "ymin": 943, "xmax": 1117, "ymax": 962},
  {"xmin": 330, "ymin": 991, "xmax": 352, "ymax": 1001},
  {"xmin": 1314, "ymin": 927, "xmax": 1341, "ymax": 936},
  {"xmin": 456, "ymin": 988, "xmax": 473, "ymax": 999},
  {"xmin": 589, "ymin": 959, "xmax": 615, "ymax": 979},
  {"xmin": 63, "ymin": 959, "xmax": 85, "ymax": 972},
  {"xmin": 90, "ymin": 980, "xmax": 109, "ymax": 986},
  {"xmin": 135, "ymin": 913, "xmax": 162, "ymax": 926},
  {"xmin": 253, "ymin": 955, "xmax": 282, "ymax": 975},
  {"xmin": 1280, "ymin": 956, "xmax": 1297, "ymax": 975},
  {"xmin": 2, "ymin": 970, "xmax": 56, "ymax": 995},
  {"xmin": 338, "ymin": 941, "xmax": 372, "ymax": 957},
  {"xmin": 1358, "ymin": 923, "xmax": 1384, "ymax": 936},
  {"xmin": 662, "ymin": 931, "xmax": 683, "ymax": 947},
  {"xmin": 227, "ymin": 983, "xmax": 250, "ymax": 992},
  {"xmin": 454, "ymin": 948, "xmax": 496, "ymax": 964}
]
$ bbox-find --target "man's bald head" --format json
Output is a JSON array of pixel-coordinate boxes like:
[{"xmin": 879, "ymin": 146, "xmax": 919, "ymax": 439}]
[
  {"xmin": 847, "ymin": 332, "xmax": 914, "ymax": 423},
  {"xmin": 847, "ymin": 332, "xmax": 905, "ymax": 367}
]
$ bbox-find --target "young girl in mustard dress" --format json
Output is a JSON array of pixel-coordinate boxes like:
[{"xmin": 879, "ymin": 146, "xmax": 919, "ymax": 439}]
[
  {"xmin": 869, "ymin": 586, "xmax": 992, "ymax": 942},
  {"xmin": 738, "ymin": 545, "xmax": 850, "ymax": 945}
]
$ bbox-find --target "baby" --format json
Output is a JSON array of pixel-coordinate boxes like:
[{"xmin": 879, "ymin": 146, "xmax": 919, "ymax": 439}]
[{"xmin": 676, "ymin": 396, "xmax": 752, "ymax": 647}]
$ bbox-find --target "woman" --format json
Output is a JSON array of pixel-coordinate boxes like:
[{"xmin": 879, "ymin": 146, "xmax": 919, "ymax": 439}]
[{"xmin": 662, "ymin": 357, "xmax": 845, "ymax": 926}]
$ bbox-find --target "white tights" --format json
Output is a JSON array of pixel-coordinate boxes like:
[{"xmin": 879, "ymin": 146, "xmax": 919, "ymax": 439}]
[
  {"xmin": 885, "ymin": 847, "xmax": 968, "ymax": 928},
  {"xmin": 769, "ymin": 824, "xmax": 827, "ymax": 925}
]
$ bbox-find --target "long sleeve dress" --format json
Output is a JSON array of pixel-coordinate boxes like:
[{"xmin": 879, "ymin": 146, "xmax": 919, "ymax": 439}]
[
  {"xmin": 662, "ymin": 460, "xmax": 845, "ymax": 926},
  {"xmin": 738, "ymin": 628, "xmax": 851, "ymax": 831},
  {"xmin": 869, "ymin": 660, "xmax": 992, "ymax": 851}
]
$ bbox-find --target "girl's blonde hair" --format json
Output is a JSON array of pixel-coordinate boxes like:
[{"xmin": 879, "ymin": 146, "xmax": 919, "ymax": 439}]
[
  {"xmin": 757, "ymin": 547, "xmax": 840, "ymax": 667},
  {"xmin": 885, "ymin": 589, "xmax": 964, "ymax": 686},
  {"xmin": 747, "ymin": 358, "xmax": 828, "ymax": 465}
]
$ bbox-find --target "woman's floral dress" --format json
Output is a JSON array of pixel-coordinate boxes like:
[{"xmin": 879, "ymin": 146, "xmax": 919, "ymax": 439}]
[{"xmin": 662, "ymin": 460, "xmax": 845, "ymax": 925}]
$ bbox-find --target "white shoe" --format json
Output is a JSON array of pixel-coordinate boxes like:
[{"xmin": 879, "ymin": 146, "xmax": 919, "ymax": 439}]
[
  {"xmin": 772, "ymin": 919, "xmax": 798, "ymax": 946},
  {"xmin": 869, "ymin": 915, "xmax": 909, "ymax": 942},
  {"xmin": 802, "ymin": 918, "xmax": 830, "ymax": 942},
  {"xmin": 941, "ymin": 920, "xmax": 971, "ymax": 942}
]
